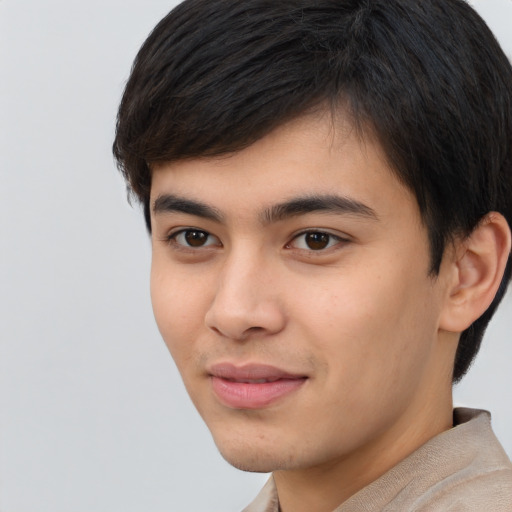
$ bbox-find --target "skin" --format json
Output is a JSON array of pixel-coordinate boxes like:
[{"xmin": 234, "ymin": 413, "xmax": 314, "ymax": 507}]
[{"xmin": 149, "ymin": 113, "xmax": 462, "ymax": 512}]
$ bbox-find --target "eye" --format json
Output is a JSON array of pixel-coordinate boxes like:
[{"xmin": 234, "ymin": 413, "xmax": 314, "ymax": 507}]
[
  {"xmin": 169, "ymin": 229, "xmax": 221, "ymax": 248},
  {"xmin": 288, "ymin": 231, "xmax": 345, "ymax": 251}
]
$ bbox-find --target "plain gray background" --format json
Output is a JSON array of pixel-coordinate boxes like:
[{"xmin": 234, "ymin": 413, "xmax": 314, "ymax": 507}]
[{"xmin": 1, "ymin": 1, "xmax": 511, "ymax": 511}]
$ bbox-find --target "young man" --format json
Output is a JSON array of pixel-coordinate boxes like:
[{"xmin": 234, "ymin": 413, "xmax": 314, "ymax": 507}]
[{"xmin": 113, "ymin": 0, "xmax": 512, "ymax": 510}]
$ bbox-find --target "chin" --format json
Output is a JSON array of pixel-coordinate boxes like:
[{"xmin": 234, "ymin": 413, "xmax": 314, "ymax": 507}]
[
  {"xmin": 219, "ymin": 448, "xmax": 292, "ymax": 473},
  {"xmin": 213, "ymin": 434, "xmax": 297, "ymax": 473},
  {"xmin": 222, "ymin": 456, "xmax": 277, "ymax": 473}
]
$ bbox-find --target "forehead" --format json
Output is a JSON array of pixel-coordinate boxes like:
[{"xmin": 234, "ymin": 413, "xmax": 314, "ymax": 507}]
[{"xmin": 150, "ymin": 113, "xmax": 415, "ymax": 220}]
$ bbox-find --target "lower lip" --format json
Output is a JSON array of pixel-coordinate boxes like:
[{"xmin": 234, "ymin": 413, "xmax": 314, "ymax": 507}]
[{"xmin": 211, "ymin": 376, "xmax": 306, "ymax": 409}]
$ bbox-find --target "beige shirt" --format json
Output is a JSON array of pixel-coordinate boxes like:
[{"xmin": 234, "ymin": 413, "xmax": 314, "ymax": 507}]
[{"xmin": 242, "ymin": 408, "xmax": 512, "ymax": 512}]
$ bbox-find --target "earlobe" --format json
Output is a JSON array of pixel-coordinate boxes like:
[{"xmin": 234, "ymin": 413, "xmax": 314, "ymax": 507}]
[{"xmin": 439, "ymin": 212, "xmax": 511, "ymax": 333}]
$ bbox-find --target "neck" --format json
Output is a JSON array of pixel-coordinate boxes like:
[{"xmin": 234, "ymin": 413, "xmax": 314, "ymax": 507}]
[{"xmin": 273, "ymin": 380, "xmax": 454, "ymax": 512}]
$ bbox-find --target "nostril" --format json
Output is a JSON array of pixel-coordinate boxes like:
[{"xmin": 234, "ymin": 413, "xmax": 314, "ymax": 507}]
[
  {"xmin": 237, "ymin": 326, "xmax": 266, "ymax": 340},
  {"xmin": 206, "ymin": 323, "xmax": 267, "ymax": 342},
  {"xmin": 204, "ymin": 290, "xmax": 286, "ymax": 340},
  {"xmin": 247, "ymin": 326, "xmax": 264, "ymax": 334}
]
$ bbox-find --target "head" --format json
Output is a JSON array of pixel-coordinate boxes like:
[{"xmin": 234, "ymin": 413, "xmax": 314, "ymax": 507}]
[{"xmin": 113, "ymin": 0, "xmax": 512, "ymax": 474}]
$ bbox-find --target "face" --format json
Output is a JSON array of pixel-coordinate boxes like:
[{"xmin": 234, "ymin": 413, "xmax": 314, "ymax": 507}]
[{"xmin": 149, "ymin": 114, "xmax": 454, "ymax": 474}]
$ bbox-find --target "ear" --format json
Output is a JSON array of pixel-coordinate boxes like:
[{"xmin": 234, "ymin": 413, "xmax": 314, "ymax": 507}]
[{"xmin": 439, "ymin": 212, "xmax": 511, "ymax": 333}]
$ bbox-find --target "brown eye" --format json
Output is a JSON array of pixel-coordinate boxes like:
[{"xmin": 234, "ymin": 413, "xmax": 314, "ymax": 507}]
[
  {"xmin": 184, "ymin": 230, "xmax": 209, "ymax": 247},
  {"xmin": 289, "ymin": 231, "xmax": 345, "ymax": 251},
  {"xmin": 171, "ymin": 229, "xmax": 220, "ymax": 248},
  {"xmin": 305, "ymin": 232, "xmax": 331, "ymax": 250}
]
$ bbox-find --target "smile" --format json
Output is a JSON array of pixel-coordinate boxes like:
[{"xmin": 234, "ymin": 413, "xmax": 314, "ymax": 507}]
[
  {"xmin": 209, "ymin": 363, "xmax": 307, "ymax": 409},
  {"xmin": 225, "ymin": 378, "xmax": 280, "ymax": 384}
]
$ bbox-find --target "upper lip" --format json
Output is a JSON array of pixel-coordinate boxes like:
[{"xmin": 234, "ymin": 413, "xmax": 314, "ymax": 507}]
[{"xmin": 208, "ymin": 363, "xmax": 307, "ymax": 382}]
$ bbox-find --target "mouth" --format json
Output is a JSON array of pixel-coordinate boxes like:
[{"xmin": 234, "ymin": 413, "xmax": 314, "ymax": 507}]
[{"xmin": 208, "ymin": 363, "xmax": 308, "ymax": 409}]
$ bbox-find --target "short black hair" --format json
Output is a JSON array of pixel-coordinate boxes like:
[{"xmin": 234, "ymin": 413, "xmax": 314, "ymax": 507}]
[{"xmin": 113, "ymin": 0, "xmax": 512, "ymax": 382}]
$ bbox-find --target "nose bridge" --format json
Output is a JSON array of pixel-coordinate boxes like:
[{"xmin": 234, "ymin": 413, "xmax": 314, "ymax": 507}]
[{"xmin": 205, "ymin": 243, "xmax": 285, "ymax": 340}]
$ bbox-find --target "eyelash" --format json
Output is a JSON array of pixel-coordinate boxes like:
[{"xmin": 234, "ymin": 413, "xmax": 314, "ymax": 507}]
[
  {"xmin": 287, "ymin": 230, "xmax": 348, "ymax": 252},
  {"xmin": 164, "ymin": 227, "xmax": 349, "ymax": 254},
  {"xmin": 166, "ymin": 229, "xmax": 221, "ymax": 250}
]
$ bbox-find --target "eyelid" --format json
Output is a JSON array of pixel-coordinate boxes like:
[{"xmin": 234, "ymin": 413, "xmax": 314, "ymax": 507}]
[
  {"xmin": 165, "ymin": 227, "xmax": 222, "ymax": 249},
  {"xmin": 286, "ymin": 229, "xmax": 350, "ymax": 251}
]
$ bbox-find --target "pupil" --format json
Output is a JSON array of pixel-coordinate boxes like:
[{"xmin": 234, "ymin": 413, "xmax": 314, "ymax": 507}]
[
  {"xmin": 185, "ymin": 230, "xmax": 208, "ymax": 247},
  {"xmin": 306, "ymin": 232, "xmax": 329, "ymax": 250}
]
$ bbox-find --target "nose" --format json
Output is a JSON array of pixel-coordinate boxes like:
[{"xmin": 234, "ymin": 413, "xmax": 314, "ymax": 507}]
[{"xmin": 204, "ymin": 251, "xmax": 286, "ymax": 341}]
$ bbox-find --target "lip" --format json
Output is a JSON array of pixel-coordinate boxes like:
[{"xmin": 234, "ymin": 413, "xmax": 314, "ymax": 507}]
[{"xmin": 208, "ymin": 363, "xmax": 307, "ymax": 409}]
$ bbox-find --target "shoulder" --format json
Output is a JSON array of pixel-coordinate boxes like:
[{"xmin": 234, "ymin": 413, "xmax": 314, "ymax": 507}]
[
  {"xmin": 413, "ymin": 409, "xmax": 512, "ymax": 511},
  {"xmin": 341, "ymin": 408, "xmax": 512, "ymax": 512},
  {"xmin": 423, "ymin": 465, "xmax": 512, "ymax": 512}
]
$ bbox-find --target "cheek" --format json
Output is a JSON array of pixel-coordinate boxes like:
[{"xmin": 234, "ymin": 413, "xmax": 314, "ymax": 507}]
[
  {"xmin": 300, "ymin": 264, "xmax": 437, "ymax": 390},
  {"xmin": 150, "ymin": 261, "xmax": 211, "ymax": 362}
]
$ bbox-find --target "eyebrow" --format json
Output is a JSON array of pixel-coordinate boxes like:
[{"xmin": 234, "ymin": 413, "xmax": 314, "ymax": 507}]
[
  {"xmin": 152, "ymin": 193, "xmax": 378, "ymax": 225},
  {"xmin": 261, "ymin": 194, "xmax": 378, "ymax": 224},
  {"xmin": 153, "ymin": 194, "xmax": 223, "ymax": 222}
]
